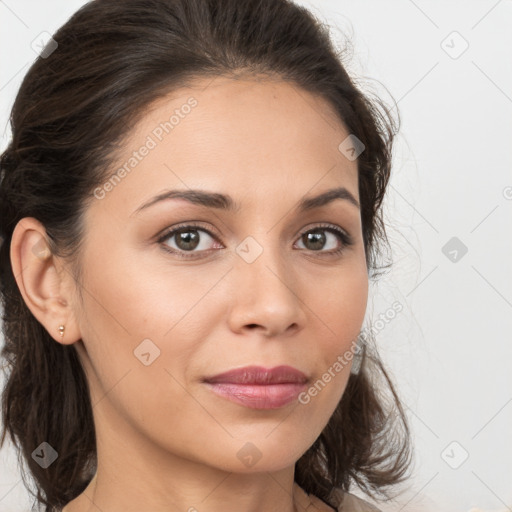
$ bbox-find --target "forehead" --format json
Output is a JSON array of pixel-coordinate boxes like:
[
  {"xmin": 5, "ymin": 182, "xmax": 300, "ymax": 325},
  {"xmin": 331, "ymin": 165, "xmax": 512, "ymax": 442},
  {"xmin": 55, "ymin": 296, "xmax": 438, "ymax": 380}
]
[{"xmin": 95, "ymin": 75, "xmax": 359, "ymax": 214}]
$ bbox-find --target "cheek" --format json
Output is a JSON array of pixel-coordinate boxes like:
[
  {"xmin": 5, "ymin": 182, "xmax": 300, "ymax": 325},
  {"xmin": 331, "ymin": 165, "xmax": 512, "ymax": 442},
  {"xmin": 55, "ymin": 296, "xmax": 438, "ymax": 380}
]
[
  {"xmin": 294, "ymin": 261, "xmax": 368, "ymax": 423},
  {"xmin": 75, "ymin": 245, "xmax": 225, "ymax": 392},
  {"xmin": 80, "ymin": 240, "xmax": 213, "ymax": 337},
  {"xmin": 312, "ymin": 261, "xmax": 368, "ymax": 352},
  {"xmin": 74, "ymin": 251, "xmax": 211, "ymax": 444}
]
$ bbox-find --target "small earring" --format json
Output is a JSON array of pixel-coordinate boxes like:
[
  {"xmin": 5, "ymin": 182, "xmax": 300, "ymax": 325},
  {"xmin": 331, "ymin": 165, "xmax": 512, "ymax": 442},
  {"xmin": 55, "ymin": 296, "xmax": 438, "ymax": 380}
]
[{"xmin": 58, "ymin": 325, "xmax": 65, "ymax": 339}]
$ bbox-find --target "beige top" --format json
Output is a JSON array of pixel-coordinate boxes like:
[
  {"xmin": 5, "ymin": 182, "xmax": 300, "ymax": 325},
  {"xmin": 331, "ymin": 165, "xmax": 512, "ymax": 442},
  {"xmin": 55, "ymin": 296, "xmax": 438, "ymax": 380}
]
[
  {"xmin": 338, "ymin": 492, "xmax": 383, "ymax": 512},
  {"xmin": 293, "ymin": 483, "xmax": 382, "ymax": 512}
]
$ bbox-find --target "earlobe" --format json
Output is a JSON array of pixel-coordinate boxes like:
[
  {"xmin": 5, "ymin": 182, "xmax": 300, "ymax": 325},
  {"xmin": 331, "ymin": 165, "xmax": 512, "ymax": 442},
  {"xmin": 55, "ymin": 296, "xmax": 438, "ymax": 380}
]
[{"xmin": 10, "ymin": 217, "xmax": 81, "ymax": 345}]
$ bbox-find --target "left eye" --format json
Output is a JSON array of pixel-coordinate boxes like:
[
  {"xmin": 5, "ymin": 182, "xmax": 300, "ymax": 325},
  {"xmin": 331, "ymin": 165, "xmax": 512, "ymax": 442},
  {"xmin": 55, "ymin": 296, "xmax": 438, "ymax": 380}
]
[
  {"xmin": 295, "ymin": 227, "xmax": 348, "ymax": 252},
  {"xmin": 157, "ymin": 223, "xmax": 353, "ymax": 258}
]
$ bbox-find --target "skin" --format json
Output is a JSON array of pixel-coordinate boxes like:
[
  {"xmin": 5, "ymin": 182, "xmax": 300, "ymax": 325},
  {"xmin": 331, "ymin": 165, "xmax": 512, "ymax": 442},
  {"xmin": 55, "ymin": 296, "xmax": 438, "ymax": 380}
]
[{"xmin": 11, "ymin": 75, "xmax": 368, "ymax": 512}]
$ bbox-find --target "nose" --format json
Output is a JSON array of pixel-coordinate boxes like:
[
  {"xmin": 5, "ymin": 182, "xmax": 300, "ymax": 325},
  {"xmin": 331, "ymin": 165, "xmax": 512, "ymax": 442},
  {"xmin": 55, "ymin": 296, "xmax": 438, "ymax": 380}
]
[{"xmin": 226, "ymin": 240, "xmax": 307, "ymax": 338}]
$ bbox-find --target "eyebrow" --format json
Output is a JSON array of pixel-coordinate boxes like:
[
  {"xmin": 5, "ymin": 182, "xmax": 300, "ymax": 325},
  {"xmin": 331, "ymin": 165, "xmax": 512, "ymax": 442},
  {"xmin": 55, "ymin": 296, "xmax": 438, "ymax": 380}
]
[{"xmin": 132, "ymin": 186, "xmax": 360, "ymax": 216}]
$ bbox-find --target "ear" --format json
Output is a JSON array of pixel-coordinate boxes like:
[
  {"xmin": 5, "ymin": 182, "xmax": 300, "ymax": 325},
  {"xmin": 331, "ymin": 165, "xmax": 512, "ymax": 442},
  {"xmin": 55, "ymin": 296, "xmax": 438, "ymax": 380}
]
[{"xmin": 10, "ymin": 217, "xmax": 82, "ymax": 345}]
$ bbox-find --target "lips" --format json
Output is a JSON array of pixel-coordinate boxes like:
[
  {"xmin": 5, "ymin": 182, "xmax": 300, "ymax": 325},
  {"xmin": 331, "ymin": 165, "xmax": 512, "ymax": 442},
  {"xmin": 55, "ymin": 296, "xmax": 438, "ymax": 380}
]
[
  {"xmin": 202, "ymin": 365, "xmax": 309, "ymax": 409},
  {"xmin": 203, "ymin": 365, "xmax": 308, "ymax": 385}
]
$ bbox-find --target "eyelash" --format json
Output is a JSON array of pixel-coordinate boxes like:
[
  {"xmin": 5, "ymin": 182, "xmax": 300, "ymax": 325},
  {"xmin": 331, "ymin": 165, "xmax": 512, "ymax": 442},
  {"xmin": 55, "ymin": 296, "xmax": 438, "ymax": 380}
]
[{"xmin": 156, "ymin": 221, "xmax": 354, "ymax": 259}]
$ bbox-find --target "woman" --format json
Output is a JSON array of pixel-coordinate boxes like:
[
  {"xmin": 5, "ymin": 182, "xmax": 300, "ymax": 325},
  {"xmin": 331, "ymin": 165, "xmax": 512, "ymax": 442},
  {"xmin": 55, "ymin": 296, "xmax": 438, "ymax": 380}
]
[{"xmin": 0, "ymin": 0, "xmax": 412, "ymax": 511}]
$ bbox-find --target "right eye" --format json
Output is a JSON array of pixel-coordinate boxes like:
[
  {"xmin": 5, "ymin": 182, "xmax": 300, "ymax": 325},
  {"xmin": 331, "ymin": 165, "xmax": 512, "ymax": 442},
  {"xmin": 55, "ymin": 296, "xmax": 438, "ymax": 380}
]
[{"xmin": 157, "ymin": 223, "xmax": 223, "ymax": 259}]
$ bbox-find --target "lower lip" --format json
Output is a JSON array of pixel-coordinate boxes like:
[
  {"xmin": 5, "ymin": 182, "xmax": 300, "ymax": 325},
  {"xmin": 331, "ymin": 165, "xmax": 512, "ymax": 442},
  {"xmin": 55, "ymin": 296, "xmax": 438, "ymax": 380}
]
[{"xmin": 204, "ymin": 382, "xmax": 307, "ymax": 409}]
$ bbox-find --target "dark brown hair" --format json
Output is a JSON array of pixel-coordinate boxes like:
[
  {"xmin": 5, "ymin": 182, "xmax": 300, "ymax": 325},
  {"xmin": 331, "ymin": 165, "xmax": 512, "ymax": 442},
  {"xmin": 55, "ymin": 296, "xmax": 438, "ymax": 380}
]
[{"xmin": 0, "ymin": 0, "xmax": 412, "ymax": 510}]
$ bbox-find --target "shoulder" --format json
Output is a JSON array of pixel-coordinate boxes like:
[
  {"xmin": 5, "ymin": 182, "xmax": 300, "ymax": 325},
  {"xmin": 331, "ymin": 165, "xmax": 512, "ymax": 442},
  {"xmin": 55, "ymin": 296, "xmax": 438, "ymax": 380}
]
[{"xmin": 337, "ymin": 492, "xmax": 383, "ymax": 512}]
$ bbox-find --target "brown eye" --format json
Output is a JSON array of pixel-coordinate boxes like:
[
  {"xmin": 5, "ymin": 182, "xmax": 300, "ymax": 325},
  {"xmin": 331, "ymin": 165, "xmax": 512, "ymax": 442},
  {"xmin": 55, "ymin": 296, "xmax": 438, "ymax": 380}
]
[
  {"xmin": 300, "ymin": 230, "xmax": 328, "ymax": 251},
  {"xmin": 158, "ymin": 224, "xmax": 221, "ymax": 258},
  {"xmin": 295, "ymin": 224, "xmax": 353, "ymax": 256},
  {"xmin": 172, "ymin": 228, "xmax": 201, "ymax": 251}
]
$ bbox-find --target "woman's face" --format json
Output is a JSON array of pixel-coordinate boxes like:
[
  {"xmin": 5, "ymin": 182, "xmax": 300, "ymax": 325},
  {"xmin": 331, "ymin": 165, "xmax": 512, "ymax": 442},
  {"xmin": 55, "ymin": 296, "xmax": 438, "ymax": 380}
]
[{"xmin": 71, "ymin": 76, "xmax": 368, "ymax": 474}]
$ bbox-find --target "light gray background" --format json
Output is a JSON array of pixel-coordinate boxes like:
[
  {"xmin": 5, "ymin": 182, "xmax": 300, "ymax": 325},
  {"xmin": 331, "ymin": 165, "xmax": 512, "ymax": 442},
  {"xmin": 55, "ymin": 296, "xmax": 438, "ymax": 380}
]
[{"xmin": 1, "ymin": 1, "xmax": 511, "ymax": 511}]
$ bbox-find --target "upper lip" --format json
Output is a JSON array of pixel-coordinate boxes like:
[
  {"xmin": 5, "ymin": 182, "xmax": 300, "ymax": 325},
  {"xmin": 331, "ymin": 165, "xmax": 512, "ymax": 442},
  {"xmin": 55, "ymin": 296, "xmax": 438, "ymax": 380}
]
[{"xmin": 203, "ymin": 365, "xmax": 308, "ymax": 385}]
